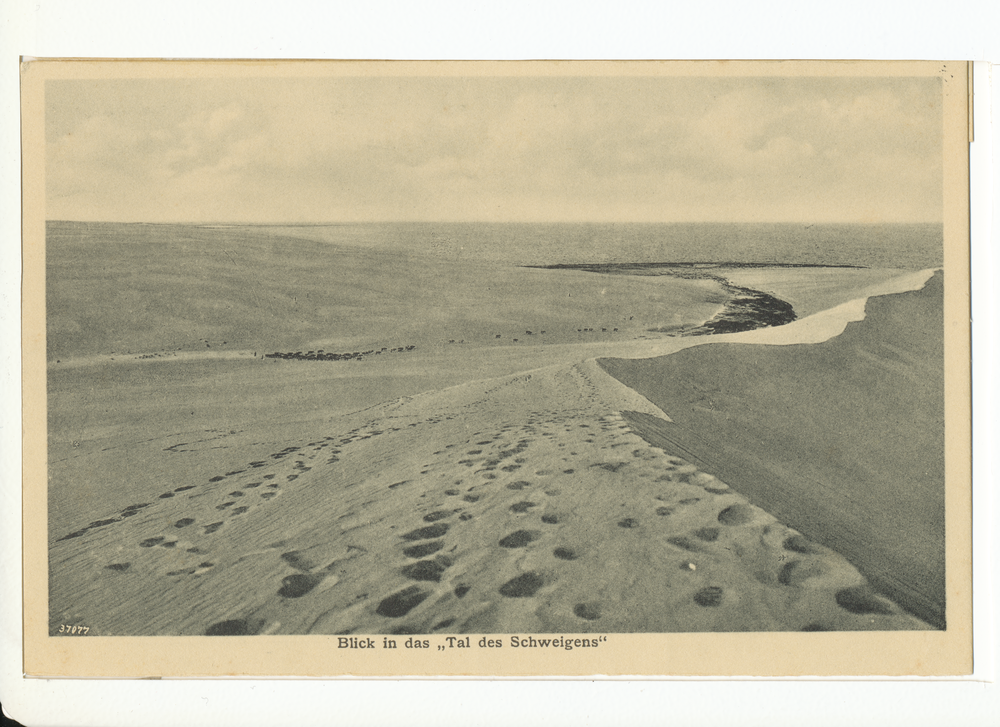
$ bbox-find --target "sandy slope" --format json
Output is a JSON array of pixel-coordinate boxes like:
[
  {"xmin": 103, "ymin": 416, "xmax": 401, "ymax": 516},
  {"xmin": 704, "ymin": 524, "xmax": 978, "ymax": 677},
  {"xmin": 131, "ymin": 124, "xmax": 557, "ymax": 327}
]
[
  {"xmin": 599, "ymin": 270, "xmax": 945, "ymax": 628},
  {"xmin": 48, "ymin": 271, "xmax": 937, "ymax": 633}
]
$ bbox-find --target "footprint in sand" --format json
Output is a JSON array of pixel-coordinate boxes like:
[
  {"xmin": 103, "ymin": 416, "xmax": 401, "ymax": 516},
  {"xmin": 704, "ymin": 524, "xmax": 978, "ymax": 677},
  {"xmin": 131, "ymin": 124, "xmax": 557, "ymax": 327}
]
[
  {"xmin": 782, "ymin": 534, "xmax": 818, "ymax": 554},
  {"xmin": 204, "ymin": 619, "xmax": 258, "ymax": 636},
  {"xmin": 376, "ymin": 586, "xmax": 430, "ymax": 617},
  {"xmin": 105, "ymin": 563, "xmax": 130, "ymax": 572},
  {"xmin": 402, "ymin": 524, "xmax": 450, "ymax": 541},
  {"xmin": 203, "ymin": 522, "xmax": 224, "ymax": 534},
  {"xmin": 174, "ymin": 518, "xmax": 195, "ymax": 528},
  {"xmin": 553, "ymin": 547, "xmax": 578, "ymax": 561},
  {"xmin": 278, "ymin": 573, "xmax": 326, "ymax": 598},
  {"xmin": 541, "ymin": 514, "xmax": 559, "ymax": 524},
  {"xmin": 667, "ymin": 536, "xmax": 701, "ymax": 552},
  {"xmin": 717, "ymin": 504, "xmax": 755, "ymax": 526},
  {"xmin": 835, "ymin": 586, "xmax": 893, "ymax": 615},
  {"xmin": 573, "ymin": 603, "xmax": 601, "ymax": 621},
  {"xmin": 499, "ymin": 530, "xmax": 541, "ymax": 548},
  {"xmin": 693, "ymin": 586, "xmax": 724, "ymax": 607},
  {"xmin": 403, "ymin": 541, "xmax": 445, "ymax": 558},
  {"xmin": 509, "ymin": 502, "xmax": 536, "ymax": 514},
  {"xmin": 506, "ymin": 481, "xmax": 531, "ymax": 491},
  {"xmin": 401, "ymin": 558, "xmax": 451, "ymax": 582},
  {"xmin": 693, "ymin": 527, "xmax": 720, "ymax": 542},
  {"xmin": 498, "ymin": 572, "xmax": 545, "ymax": 598},
  {"xmin": 422, "ymin": 511, "xmax": 451, "ymax": 523}
]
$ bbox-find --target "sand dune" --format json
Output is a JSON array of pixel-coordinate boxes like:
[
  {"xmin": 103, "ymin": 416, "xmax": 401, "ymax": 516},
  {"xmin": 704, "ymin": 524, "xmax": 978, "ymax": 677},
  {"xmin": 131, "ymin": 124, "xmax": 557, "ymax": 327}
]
[
  {"xmin": 48, "ymin": 272, "xmax": 939, "ymax": 634},
  {"xmin": 599, "ymin": 270, "xmax": 945, "ymax": 628}
]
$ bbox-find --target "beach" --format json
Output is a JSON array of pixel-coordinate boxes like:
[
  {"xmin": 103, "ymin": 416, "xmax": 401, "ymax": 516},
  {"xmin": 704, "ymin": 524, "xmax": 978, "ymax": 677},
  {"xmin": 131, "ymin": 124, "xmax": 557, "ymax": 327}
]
[{"xmin": 45, "ymin": 223, "xmax": 943, "ymax": 635}]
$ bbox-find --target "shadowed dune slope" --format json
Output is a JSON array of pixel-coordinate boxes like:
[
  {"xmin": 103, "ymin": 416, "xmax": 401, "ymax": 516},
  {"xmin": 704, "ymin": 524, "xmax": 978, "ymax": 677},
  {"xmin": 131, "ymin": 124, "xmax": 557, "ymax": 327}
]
[{"xmin": 598, "ymin": 271, "xmax": 945, "ymax": 628}]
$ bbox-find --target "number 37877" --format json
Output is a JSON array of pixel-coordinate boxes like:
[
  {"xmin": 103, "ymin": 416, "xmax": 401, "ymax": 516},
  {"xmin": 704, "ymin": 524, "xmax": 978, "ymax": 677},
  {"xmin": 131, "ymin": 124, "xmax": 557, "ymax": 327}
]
[{"xmin": 57, "ymin": 624, "xmax": 90, "ymax": 634}]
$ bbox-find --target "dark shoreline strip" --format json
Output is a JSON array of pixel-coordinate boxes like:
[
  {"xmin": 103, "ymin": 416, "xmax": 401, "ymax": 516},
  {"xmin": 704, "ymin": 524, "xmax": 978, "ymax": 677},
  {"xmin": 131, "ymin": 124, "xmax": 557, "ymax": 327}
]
[{"xmin": 528, "ymin": 261, "xmax": 801, "ymax": 336}]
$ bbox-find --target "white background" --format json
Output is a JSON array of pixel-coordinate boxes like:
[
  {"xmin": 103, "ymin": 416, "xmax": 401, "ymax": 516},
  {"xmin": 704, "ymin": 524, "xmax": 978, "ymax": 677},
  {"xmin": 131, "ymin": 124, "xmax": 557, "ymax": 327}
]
[{"xmin": 2, "ymin": 2, "xmax": 998, "ymax": 725}]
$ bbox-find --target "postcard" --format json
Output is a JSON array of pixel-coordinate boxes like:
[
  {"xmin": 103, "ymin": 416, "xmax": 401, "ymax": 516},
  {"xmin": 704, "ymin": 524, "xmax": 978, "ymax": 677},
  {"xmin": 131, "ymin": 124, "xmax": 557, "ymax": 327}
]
[{"xmin": 20, "ymin": 59, "xmax": 972, "ymax": 677}]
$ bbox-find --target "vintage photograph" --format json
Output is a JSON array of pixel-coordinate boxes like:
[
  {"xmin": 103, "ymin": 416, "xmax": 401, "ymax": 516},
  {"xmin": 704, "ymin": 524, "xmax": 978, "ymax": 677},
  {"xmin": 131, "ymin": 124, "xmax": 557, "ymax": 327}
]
[{"xmin": 22, "ymin": 61, "xmax": 972, "ymax": 676}]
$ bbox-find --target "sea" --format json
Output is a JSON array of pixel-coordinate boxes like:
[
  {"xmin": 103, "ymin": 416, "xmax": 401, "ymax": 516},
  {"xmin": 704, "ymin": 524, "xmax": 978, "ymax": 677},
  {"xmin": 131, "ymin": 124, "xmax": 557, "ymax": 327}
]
[{"xmin": 253, "ymin": 221, "xmax": 944, "ymax": 270}]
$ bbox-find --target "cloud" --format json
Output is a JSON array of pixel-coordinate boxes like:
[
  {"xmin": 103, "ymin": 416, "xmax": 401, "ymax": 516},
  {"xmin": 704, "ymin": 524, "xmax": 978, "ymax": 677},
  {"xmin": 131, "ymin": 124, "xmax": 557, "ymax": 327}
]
[{"xmin": 44, "ymin": 75, "xmax": 943, "ymax": 223}]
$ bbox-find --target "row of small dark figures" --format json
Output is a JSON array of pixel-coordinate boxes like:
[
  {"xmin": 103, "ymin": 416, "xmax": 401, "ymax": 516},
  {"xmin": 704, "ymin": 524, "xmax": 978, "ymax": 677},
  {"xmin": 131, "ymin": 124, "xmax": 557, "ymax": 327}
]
[{"xmin": 264, "ymin": 345, "xmax": 416, "ymax": 361}]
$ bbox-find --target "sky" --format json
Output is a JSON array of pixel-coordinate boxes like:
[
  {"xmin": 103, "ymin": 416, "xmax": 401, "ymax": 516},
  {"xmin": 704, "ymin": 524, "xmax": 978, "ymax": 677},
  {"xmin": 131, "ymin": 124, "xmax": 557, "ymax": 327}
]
[{"xmin": 44, "ymin": 74, "xmax": 943, "ymax": 224}]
